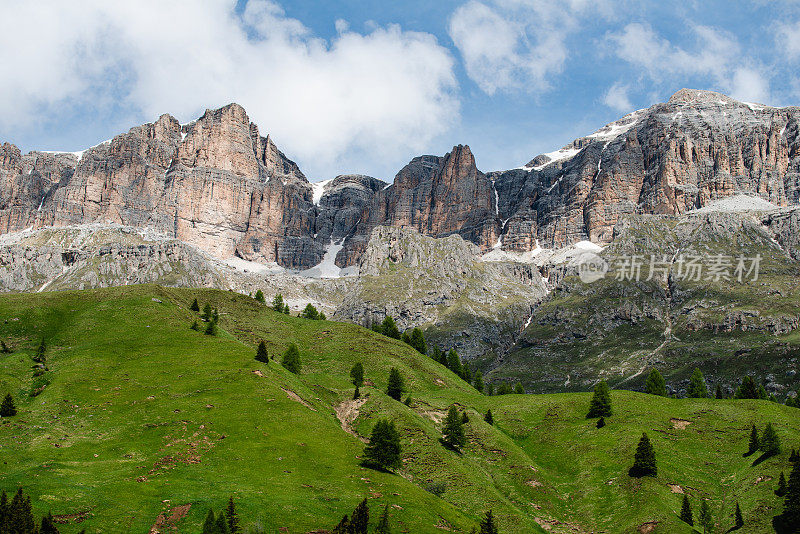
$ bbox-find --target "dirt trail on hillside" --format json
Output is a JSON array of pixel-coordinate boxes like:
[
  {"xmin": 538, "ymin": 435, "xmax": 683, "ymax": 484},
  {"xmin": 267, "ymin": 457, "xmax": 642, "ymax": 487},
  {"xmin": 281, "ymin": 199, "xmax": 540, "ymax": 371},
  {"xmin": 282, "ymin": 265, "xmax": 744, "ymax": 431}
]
[
  {"xmin": 334, "ymin": 397, "xmax": 367, "ymax": 442},
  {"xmin": 281, "ymin": 387, "xmax": 317, "ymax": 411}
]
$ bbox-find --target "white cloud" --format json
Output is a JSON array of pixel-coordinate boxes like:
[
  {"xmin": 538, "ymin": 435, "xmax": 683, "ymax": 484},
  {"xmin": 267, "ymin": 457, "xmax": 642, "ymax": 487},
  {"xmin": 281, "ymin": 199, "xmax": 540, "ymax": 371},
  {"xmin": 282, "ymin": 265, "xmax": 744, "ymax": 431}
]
[
  {"xmin": 602, "ymin": 82, "xmax": 633, "ymax": 112},
  {"xmin": 607, "ymin": 23, "xmax": 771, "ymax": 104},
  {"xmin": 777, "ymin": 19, "xmax": 800, "ymax": 60},
  {"xmin": 447, "ymin": 0, "xmax": 605, "ymax": 95},
  {"xmin": 0, "ymin": 0, "xmax": 458, "ymax": 179}
]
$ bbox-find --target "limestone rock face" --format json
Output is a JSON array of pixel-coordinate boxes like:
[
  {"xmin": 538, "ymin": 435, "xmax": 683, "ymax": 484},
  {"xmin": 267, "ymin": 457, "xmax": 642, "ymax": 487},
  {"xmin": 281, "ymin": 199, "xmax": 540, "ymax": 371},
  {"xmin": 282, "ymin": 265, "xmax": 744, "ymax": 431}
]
[{"xmin": 490, "ymin": 89, "xmax": 800, "ymax": 250}]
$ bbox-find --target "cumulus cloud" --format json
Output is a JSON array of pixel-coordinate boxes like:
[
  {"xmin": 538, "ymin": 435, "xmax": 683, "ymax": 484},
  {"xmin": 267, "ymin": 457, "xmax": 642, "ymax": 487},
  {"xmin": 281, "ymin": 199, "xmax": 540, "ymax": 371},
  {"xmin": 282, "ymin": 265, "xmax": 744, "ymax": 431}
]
[
  {"xmin": 602, "ymin": 82, "xmax": 633, "ymax": 112},
  {"xmin": 447, "ymin": 0, "xmax": 605, "ymax": 95},
  {"xmin": 607, "ymin": 22, "xmax": 771, "ymax": 103},
  {"xmin": 0, "ymin": 0, "xmax": 458, "ymax": 179},
  {"xmin": 777, "ymin": 19, "xmax": 800, "ymax": 60}
]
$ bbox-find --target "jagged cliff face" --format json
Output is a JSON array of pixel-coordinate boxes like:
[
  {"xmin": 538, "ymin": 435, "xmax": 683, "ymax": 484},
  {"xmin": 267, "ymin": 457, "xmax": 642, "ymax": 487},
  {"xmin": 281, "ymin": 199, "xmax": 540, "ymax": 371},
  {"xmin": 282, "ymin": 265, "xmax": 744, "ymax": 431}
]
[
  {"xmin": 491, "ymin": 89, "xmax": 800, "ymax": 249},
  {"xmin": 1, "ymin": 89, "xmax": 799, "ymax": 269}
]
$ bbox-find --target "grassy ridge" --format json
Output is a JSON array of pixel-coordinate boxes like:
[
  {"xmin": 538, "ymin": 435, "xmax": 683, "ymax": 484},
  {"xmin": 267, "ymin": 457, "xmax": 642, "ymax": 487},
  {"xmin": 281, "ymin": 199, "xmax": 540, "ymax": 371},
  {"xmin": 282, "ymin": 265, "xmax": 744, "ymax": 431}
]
[{"xmin": 0, "ymin": 286, "xmax": 797, "ymax": 532}]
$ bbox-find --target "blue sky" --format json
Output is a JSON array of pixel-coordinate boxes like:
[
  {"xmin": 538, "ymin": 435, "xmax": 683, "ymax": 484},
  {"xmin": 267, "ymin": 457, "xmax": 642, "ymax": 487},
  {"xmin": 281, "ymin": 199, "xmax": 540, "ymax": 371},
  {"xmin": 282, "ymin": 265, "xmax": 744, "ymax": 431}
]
[{"xmin": 2, "ymin": 0, "xmax": 799, "ymax": 181}]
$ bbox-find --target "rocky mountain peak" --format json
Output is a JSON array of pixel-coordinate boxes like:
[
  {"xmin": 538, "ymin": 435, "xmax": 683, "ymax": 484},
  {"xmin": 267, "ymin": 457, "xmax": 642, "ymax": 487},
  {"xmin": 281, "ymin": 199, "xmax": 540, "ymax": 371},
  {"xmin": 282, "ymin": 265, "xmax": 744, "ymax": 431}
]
[{"xmin": 668, "ymin": 88, "xmax": 740, "ymax": 106}]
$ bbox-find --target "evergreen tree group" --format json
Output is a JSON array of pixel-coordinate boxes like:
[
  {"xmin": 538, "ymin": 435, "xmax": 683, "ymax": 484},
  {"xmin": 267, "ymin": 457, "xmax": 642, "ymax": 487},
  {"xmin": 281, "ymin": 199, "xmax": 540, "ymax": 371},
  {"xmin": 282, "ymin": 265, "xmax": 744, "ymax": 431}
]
[
  {"xmin": 0, "ymin": 394, "xmax": 16, "ymax": 417},
  {"xmin": 202, "ymin": 497, "xmax": 240, "ymax": 534},
  {"xmin": 734, "ymin": 375, "xmax": 766, "ymax": 399},
  {"xmin": 301, "ymin": 303, "xmax": 325, "ymax": 320},
  {"xmin": 373, "ymin": 317, "xmax": 400, "ymax": 339},
  {"xmin": 629, "ymin": 432, "xmax": 657, "ymax": 477},
  {"xmin": 0, "ymin": 488, "xmax": 56, "ymax": 534},
  {"xmin": 441, "ymin": 405, "xmax": 466, "ymax": 450},
  {"xmin": 386, "ymin": 368, "xmax": 405, "ymax": 401},
  {"xmin": 363, "ymin": 419, "xmax": 401, "ymax": 470},
  {"xmin": 281, "ymin": 343, "xmax": 302, "ymax": 374},
  {"xmin": 587, "ymin": 380, "xmax": 612, "ymax": 418},
  {"xmin": 773, "ymin": 461, "xmax": 800, "ymax": 533}
]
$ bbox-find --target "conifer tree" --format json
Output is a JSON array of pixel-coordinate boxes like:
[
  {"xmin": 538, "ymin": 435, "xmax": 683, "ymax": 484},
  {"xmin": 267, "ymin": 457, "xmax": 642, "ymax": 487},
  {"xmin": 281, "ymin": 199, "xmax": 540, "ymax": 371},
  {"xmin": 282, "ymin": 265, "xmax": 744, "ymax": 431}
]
[
  {"xmin": 363, "ymin": 419, "xmax": 401, "ymax": 470},
  {"xmin": 474, "ymin": 371, "xmax": 484, "ymax": 394},
  {"xmin": 190, "ymin": 298, "xmax": 200, "ymax": 312},
  {"xmin": 687, "ymin": 368, "xmax": 708, "ymax": 398},
  {"xmin": 409, "ymin": 327, "xmax": 427, "ymax": 355},
  {"xmin": 349, "ymin": 498, "xmax": 369, "ymax": 534},
  {"xmin": 699, "ymin": 499, "xmax": 712, "ymax": 533},
  {"xmin": 332, "ymin": 515, "xmax": 350, "ymax": 534},
  {"xmin": 446, "ymin": 349, "xmax": 463, "ymax": 378},
  {"xmin": 350, "ymin": 362, "xmax": 364, "ymax": 387},
  {"xmin": 715, "ymin": 384, "xmax": 723, "ymax": 399},
  {"xmin": 40, "ymin": 511, "xmax": 60, "ymax": 534},
  {"xmin": 375, "ymin": 503, "xmax": 391, "ymax": 534},
  {"xmin": 479, "ymin": 510, "xmax": 499, "ymax": 534},
  {"xmin": 301, "ymin": 303, "xmax": 319, "ymax": 320},
  {"xmin": 748, "ymin": 423, "xmax": 760, "ymax": 455},
  {"xmin": 9, "ymin": 488, "xmax": 36, "ymax": 534},
  {"xmin": 496, "ymin": 383, "xmax": 513, "ymax": 395},
  {"xmin": 202, "ymin": 303, "xmax": 213, "ymax": 321},
  {"xmin": 629, "ymin": 432, "xmax": 657, "ymax": 477},
  {"xmin": 463, "ymin": 363, "xmax": 473, "ymax": 384},
  {"xmin": 225, "ymin": 496, "xmax": 240, "ymax": 533},
  {"xmin": 431, "ymin": 346, "xmax": 443, "ymax": 364},
  {"xmin": 386, "ymin": 368, "xmax": 405, "ymax": 401},
  {"xmin": 486, "ymin": 383, "xmax": 494, "ymax": 396},
  {"xmin": 513, "ymin": 383, "xmax": 525, "ymax": 394},
  {"xmin": 442, "ymin": 405, "xmax": 466, "ymax": 450},
  {"xmin": 272, "ymin": 293, "xmax": 285, "ymax": 312},
  {"xmin": 644, "ymin": 368, "xmax": 667, "ymax": 396},
  {"xmin": 202, "ymin": 509, "xmax": 216, "ymax": 534},
  {"xmin": 777, "ymin": 471, "xmax": 788, "ymax": 497},
  {"xmin": 254, "ymin": 289, "xmax": 265, "ymax": 304},
  {"xmin": 435, "ymin": 347, "xmax": 448, "ymax": 367},
  {"xmin": 204, "ymin": 320, "xmax": 217, "ymax": 336},
  {"xmin": 0, "ymin": 394, "xmax": 17, "ymax": 417},
  {"xmin": 33, "ymin": 339, "xmax": 46, "ymax": 363},
  {"xmin": 255, "ymin": 340, "xmax": 269, "ymax": 363},
  {"xmin": 773, "ymin": 461, "xmax": 800, "ymax": 533},
  {"xmin": 735, "ymin": 375, "xmax": 759, "ymax": 399},
  {"xmin": 381, "ymin": 316, "xmax": 401, "ymax": 339},
  {"xmin": 484, "ymin": 409, "xmax": 494, "ymax": 425},
  {"xmin": 680, "ymin": 494, "xmax": 693, "ymax": 526},
  {"xmin": 214, "ymin": 511, "xmax": 230, "ymax": 534},
  {"xmin": 760, "ymin": 422, "xmax": 781, "ymax": 457},
  {"xmin": 734, "ymin": 502, "xmax": 744, "ymax": 529},
  {"xmin": 283, "ymin": 304, "xmax": 290, "ymax": 314},
  {"xmin": 281, "ymin": 343, "xmax": 302, "ymax": 374},
  {"xmin": 587, "ymin": 380, "xmax": 612, "ymax": 418}
]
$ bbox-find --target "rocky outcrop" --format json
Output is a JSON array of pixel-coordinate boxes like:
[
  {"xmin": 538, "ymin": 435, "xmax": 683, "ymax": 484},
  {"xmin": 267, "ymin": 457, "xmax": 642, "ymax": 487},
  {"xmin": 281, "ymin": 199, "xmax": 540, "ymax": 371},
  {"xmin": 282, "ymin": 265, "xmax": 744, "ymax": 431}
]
[{"xmin": 1, "ymin": 90, "xmax": 799, "ymax": 269}]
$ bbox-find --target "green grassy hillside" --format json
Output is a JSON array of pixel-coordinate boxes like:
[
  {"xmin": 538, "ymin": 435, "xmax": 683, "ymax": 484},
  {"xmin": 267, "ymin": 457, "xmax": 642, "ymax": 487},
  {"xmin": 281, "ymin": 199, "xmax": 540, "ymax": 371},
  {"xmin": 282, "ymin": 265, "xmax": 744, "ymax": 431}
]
[{"xmin": 0, "ymin": 286, "xmax": 797, "ymax": 533}]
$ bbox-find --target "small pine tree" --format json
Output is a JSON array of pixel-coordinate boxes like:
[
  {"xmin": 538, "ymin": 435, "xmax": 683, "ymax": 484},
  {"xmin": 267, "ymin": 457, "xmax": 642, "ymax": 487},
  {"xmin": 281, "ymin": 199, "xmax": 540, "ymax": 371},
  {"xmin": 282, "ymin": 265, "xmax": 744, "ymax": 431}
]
[
  {"xmin": 214, "ymin": 511, "xmax": 230, "ymax": 534},
  {"xmin": 587, "ymin": 380, "xmax": 612, "ymax": 418},
  {"xmin": 204, "ymin": 320, "xmax": 217, "ymax": 336},
  {"xmin": 715, "ymin": 384, "xmax": 723, "ymax": 399},
  {"xmin": 687, "ymin": 368, "xmax": 708, "ymax": 398},
  {"xmin": 401, "ymin": 331, "xmax": 411, "ymax": 345},
  {"xmin": 202, "ymin": 303, "xmax": 213, "ymax": 321},
  {"xmin": 735, "ymin": 375, "xmax": 759, "ymax": 399},
  {"xmin": 0, "ymin": 394, "xmax": 17, "ymax": 417},
  {"xmin": 202, "ymin": 509, "xmax": 216, "ymax": 534},
  {"xmin": 255, "ymin": 341, "xmax": 269, "ymax": 363},
  {"xmin": 680, "ymin": 494, "xmax": 694, "ymax": 526},
  {"xmin": 409, "ymin": 327, "xmax": 427, "ymax": 355},
  {"xmin": 319, "ymin": 312, "xmax": 326, "ymax": 320},
  {"xmin": 596, "ymin": 416, "xmax": 606, "ymax": 428},
  {"xmin": 629, "ymin": 432, "xmax": 657, "ymax": 477},
  {"xmin": 513, "ymin": 383, "xmax": 525, "ymax": 394},
  {"xmin": 496, "ymin": 383, "xmax": 513, "ymax": 395},
  {"xmin": 435, "ymin": 347, "xmax": 448, "ymax": 367},
  {"xmin": 33, "ymin": 339, "xmax": 46, "ymax": 363},
  {"xmin": 446, "ymin": 349, "xmax": 463, "ymax": 378},
  {"xmin": 479, "ymin": 510, "xmax": 499, "ymax": 534},
  {"xmin": 442, "ymin": 405, "xmax": 466, "ymax": 450},
  {"xmin": 386, "ymin": 368, "xmax": 405, "ymax": 401},
  {"xmin": 734, "ymin": 502, "xmax": 744, "ymax": 529},
  {"xmin": 254, "ymin": 289, "xmax": 265, "ymax": 304},
  {"xmin": 301, "ymin": 303, "xmax": 319, "ymax": 320},
  {"xmin": 699, "ymin": 499, "xmax": 712, "ymax": 533},
  {"xmin": 349, "ymin": 498, "xmax": 369, "ymax": 534},
  {"xmin": 190, "ymin": 298, "xmax": 200, "ymax": 312},
  {"xmin": 484, "ymin": 409, "xmax": 494, "ymax": 425},
  {"xmin": 473, "ymin": 371, "xmax": 484, "ymax": 394},
  {"xmin": 381, "ymin": 317, "xmax": 401, "ymax": 339},
  {"xmin": 748, "ymin": 423, "xmax": 760, "ymax": 454},
  {"xmin": 225, "ymin": 496, "xmax": 240, "ymax": 533},
  {"xmin": 760, "ymin": 422, "xmax": 781, "ymax": 457},
  {"xmin": 281, "ymin": 344, "xmax": 302, "ymax": 374},
  {"xmin": 350, "ymin": 362, "xmax": 364, "ymax": 387},
  {"xmin": 777, "ymin": 471, "xmax": 788, "ymax": 497},
  {"xmin": 375, "ymin": 503, "xmax": 391, "ymax": 534},
  {"xmin": 773, "ymin": 461, "xmax": 800, "ymax": 532},
  {"xmin": 39, "ymin": 511, "xmax": 59, "ymax": 534},
  {"xmin": 486, "ymin": 383, "xmax": 494, "ymax": 396},
  {"xmin": 272, "ymin": 293, "xmax": 285, "ymax": 312},
  {"xmin": 283, "ymin": 304, "xmax": 290, "ymax": 314},
  {"xmin": 644, "ymin": 368, "xmax": 667, "ymax": 396},
  {"xmin": 363, "ymin": 419, "xmax": 402, "ymax": 470}
]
